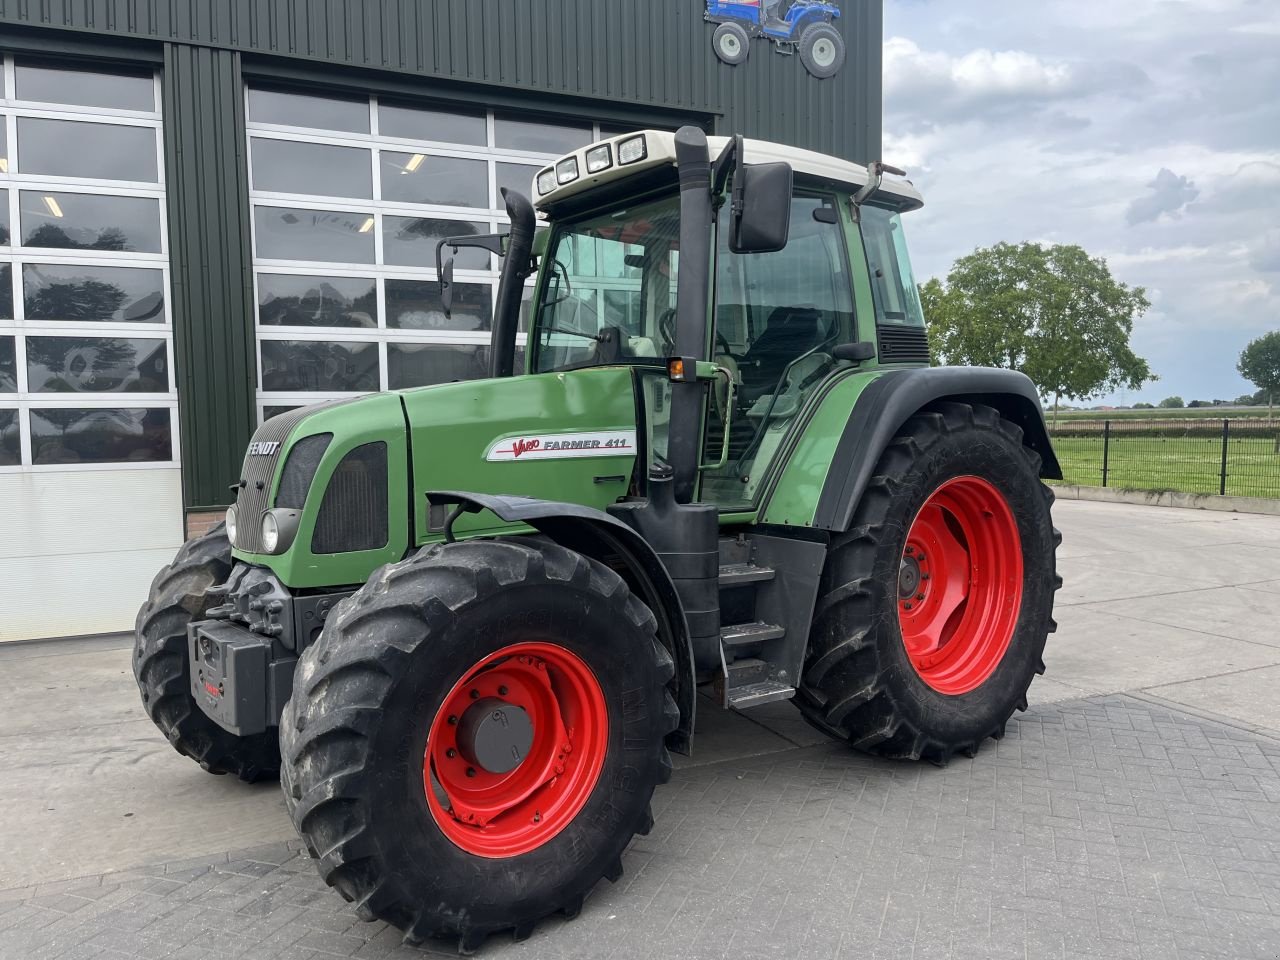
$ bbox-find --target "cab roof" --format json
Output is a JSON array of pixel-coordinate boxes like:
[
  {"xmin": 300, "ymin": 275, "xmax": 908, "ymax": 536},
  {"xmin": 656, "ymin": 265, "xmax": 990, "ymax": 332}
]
[{"xmin": 531, "ymin": 129, "xmax": 924, "ymax": 213}]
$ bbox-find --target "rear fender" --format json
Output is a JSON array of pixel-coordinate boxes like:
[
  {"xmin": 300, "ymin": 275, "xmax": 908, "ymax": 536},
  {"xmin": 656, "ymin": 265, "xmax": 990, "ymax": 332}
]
[
  {"xmin": 812, "ymin": 367, "xmax": 1062, "ymax": 533},
  {"xmin": 426, "ymin": 491, "xmax": 696, "ymax": 755}
]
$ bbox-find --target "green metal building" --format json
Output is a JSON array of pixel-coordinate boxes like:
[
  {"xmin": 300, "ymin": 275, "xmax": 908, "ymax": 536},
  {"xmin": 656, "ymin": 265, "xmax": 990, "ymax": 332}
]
[{"xmin": 0, "ymin": 0, "xmax": 883, "ymax": 641}]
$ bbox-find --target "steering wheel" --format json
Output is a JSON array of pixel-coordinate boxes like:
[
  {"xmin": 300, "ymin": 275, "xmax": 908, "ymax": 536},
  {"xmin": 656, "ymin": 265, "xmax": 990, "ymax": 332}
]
[{"xmin": 658, "ymin": 308, "xmax": 678, "ymax": 352}]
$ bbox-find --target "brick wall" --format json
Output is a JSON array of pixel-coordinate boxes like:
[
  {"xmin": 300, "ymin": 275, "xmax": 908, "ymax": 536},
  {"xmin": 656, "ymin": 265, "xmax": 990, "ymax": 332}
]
[{"xmin": 185, "ymin": 510, "xmax": 227, "ymax": 540}]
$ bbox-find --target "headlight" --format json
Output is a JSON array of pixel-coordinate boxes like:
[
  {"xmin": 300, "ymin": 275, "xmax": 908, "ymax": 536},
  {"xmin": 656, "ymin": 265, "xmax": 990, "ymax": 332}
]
[
  {"xmin": 261, "ymin": 512, "xmax": 279, "ymax": 553},
  {"xmin": 258, "ymin": 508, "xmax": 301, "ymax": 555},
  {"xmin": 536, "ymin": 168, "xmax": 557, "ymax": 195},
  {"xmin": 617, "ymin": 135, "xmax": 647, "ymax": 165},
  {"xmin": 555, "ymin": 156, "xmax": 580, "ymax": 184},
  {"xmin": 225, "ymin": 504, "xmax": 238, "ymax": 546},
  {"xmin": 585, "ymin": 144, "xmax": 612, "ymax": 173}
]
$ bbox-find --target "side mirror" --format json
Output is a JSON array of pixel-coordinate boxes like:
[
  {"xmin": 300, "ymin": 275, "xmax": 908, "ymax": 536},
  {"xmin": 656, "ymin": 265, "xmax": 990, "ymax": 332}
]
[
  {"xmin": 439, "ymin": 258, "xmax": 455, "ymax": 317},
  {"xmin": 731, "ymin": 161, "xmax": 793, "ymax": 254},
  {"xmin": 832, "ymin": 341, "xmax": 876, "ymax": 363}
]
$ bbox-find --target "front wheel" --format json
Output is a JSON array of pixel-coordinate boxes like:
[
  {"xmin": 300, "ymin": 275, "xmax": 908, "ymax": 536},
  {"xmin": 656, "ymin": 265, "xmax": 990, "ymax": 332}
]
[
  {"xmin": 799, "ymin": 22, "xmax": 846, "ymax": 78},
  {"xmin": 713, "ymin": 22, "xmax": 751, "ymax": 65},
  {"xmin": 281, "ymin": 538, "xmax": 677, "ymax": 952},
  {"xmin": 797, "ymin": 402, "xmax": 1061, "ymax": 763}
]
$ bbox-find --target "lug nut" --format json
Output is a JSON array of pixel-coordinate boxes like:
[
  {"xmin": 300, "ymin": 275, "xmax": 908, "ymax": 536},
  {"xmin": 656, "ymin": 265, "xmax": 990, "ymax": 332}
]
[
  {"xmin": 498, "ymin": 685, "xmax": 508, "ymax": 696},
  {"xmin": 446, "ymin": 748, "xmax": 457, "ymax": 759},
  {"xmin": 916, "ymin": 593, "xmax": 926, "ymax": 601},
  {"xmin": 470, "ymin": 689, "xmax": 479, "ymax": 700},
  {"xmin": 466, "ymin": 767, "xmax": 476, "ymax": 778},
  {"xmin": 448, "ymin": 715, "xmax": 458, "ymax": 725},
  {"xmin": 904, "ymin": 602, "xmax": 913, "ymax": 611}
]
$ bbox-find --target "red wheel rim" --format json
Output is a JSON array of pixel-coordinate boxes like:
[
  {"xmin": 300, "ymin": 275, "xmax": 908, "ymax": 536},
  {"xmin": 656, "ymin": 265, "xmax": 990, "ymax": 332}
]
[
  {"xmin": 424, "ymin": 642, "xmax": 608, "ymax": 858},
  {"xmin": 898, "ymin": 476, "xmax": 1024, "ymax": 695}
]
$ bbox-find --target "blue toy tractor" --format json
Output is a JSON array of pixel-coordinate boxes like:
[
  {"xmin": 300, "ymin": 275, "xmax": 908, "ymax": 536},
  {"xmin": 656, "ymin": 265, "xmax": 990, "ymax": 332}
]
[{"xmin": 704, "ymin": 0, "xmax": 845, "ymax": 78}]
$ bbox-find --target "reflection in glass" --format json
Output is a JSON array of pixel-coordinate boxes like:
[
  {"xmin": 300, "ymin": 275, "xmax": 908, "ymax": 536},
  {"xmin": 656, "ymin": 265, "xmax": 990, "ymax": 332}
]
[
  {"xmin": 251, "ymin": 139, "xmax": 373, "ymax": 199},
  {"xmin": 0, "ymin": 337, "xmax": 16, "ymax": 391},
  {"xmin": 20, "ymin": 191, "xmax": 163, "ymax": 253},
  {"xmin": 18, "ymin": 118, "xmax": 158, "ymax": 182},
  {"xmin": 496, "ymin": 163, "xmax": 541, "ymax": 203},
  {"xmin": 248, "ymin": 88, "xmax": 369, "ymax": 133},
  {"xmin": 383, "ymin": 217, "xmax": 489, "ymax": 269},
  {"xmin": 261, "ymin": 340, "xmax": 379, "ymax": 392},
  {"xmin": 386, "ymin": 279, "xmax": 491, "ymax": 332},
  {"xmin": 380, "ymin": 153, "xmax": 487, "ymax": 208},
  {"xmin": 23, "ymin": 264, "xmax": 165, "ymax": 323},
  {"xmin": 388, "ymin": 343, "xmax": 489, "ymax": 389},
  {"xmin": 254, "ymin": 207, "xmax": 376, "ymax": 264},
  {"xmin": 0, "ymin": 409, "xmax": 18, "ymax": 465},
  {"xmin": 0, "ymin": 191, "xmax": 10, "ymax": 246},
  {"xmin": 379, "ymin": 101, "xmax": 486, "ymax": 145},
  {"xmin": 0, "ymin": 125, "xmax": 8, "ymax": 177},
  {"xmin": 0, "ymin": 264, "xmax": 11, "ymax": 318},
  {"xmin": 493, "ymin": 114, "xmax": 591, "ymax": 155},
  {"xmin": 257, "ymin": 274, "xmax": 377, "ymax": 328},
  {"xmin": 15, "ymin": 62, "xmax": 154, "ymax": 112},
  {"xmin": 26, "ymin": 336, "xmax": 169, "ymax": 393},
  {"xmin": 30, "ymin": 407, "xmax": 172, "ymax": 464}
]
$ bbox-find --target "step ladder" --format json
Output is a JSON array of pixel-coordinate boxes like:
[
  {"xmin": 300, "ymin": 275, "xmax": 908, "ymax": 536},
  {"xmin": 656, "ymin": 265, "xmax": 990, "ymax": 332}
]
[{"xmin": 714, "ymin": 556, "xmax": 795, "ymax": 710}]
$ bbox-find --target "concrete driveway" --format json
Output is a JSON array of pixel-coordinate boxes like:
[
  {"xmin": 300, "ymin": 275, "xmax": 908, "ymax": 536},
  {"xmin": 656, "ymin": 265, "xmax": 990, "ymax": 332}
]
[{"xmin": 2, "ymin": 499, "xmax": 1279, "ymax": 959}]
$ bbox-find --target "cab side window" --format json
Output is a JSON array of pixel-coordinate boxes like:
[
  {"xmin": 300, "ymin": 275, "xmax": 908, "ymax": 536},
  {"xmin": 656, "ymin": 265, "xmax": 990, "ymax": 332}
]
[{"xmin": 702, "ymin": 193, "xmax": 854, "ymax": 508}]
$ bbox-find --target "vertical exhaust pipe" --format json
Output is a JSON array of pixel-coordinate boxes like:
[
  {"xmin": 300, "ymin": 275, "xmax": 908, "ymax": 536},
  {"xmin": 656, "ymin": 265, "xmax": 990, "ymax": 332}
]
[
  {"xmin": 668, "ymin": 126, "xmax": 713, "ymax": 503},
  {"xmin": 489, "ymin": 187, "xmax": 537, "ymax": 378}
]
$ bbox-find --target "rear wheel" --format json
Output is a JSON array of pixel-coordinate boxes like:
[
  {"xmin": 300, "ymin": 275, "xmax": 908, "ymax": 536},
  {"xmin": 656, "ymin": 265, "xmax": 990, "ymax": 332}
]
[
  {"xmin": 133, "ymin": 524, "xmax": 280, "ymax": 781},
  {"xmin": 797, "ymin": 402, "xmax": 1061, "ymax": 763},
  {"xmin": 713, "ymin": 22, "xmax": 751, "ymax": 65},
  {"xmin": 799, "ymin": 22, "xmax": 845, "ymax": 78},
  {"xmin": 281, "ymin": 538, "xmax": 676, "ymax": 952}
]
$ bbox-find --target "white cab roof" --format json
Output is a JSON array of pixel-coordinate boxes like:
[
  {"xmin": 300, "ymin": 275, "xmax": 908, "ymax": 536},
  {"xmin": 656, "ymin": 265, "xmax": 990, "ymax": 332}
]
[{"xmin": 532, "ymin": 129, "xmax": 924, "ymax": 212}]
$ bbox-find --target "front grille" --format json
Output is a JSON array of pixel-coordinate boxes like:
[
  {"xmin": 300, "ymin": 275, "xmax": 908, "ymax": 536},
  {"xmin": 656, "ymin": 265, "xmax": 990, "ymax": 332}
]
[
  {"xmin": 276, "ymin": 434, "xmax": 332, "ymax": 509},
  {"xmin": 877, "ymin": 324, "xmax": 931, "ymax": 365},
  {"xmin": 312, "ymin": 442, "xmax": 389, "ymax": 554},
  {"xmin": 233, "ymin": 407, "xmax": 315, "ymax": 553}
]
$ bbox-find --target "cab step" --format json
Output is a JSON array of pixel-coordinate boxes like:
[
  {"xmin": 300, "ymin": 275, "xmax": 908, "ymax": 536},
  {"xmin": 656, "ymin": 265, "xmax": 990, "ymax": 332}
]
[
  {"xmin": 718, "ymin": 562, "xmax": 776, "ymax": 588},
  {"xmin": 720, "ymin": 621, "xmax": 786, "ymax": 648},
  {"xmin": 720, "ymin": 657, "xmax": 796, "ymax": 710}
]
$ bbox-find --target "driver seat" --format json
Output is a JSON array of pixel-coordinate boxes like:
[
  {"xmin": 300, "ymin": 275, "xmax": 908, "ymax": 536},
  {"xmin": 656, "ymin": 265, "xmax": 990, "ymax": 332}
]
[{"xmin": 739, "ymin": 306, "xmax": 828, "ymax": 401}]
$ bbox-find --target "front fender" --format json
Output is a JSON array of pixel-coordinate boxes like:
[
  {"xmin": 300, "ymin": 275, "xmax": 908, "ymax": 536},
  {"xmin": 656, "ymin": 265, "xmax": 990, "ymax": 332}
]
[{"xmin": 426, "ymin": 491, "xmax": 696, "ymax": 755}]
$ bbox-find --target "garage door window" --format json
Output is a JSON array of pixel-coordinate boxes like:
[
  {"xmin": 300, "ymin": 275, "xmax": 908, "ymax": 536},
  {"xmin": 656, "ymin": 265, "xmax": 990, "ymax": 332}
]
[
  {"xmin": 0, "ymin": 56, "xmax": 175, "ymax": 470},
  {"xmin": 248, "ymin": 85, "xmax": 640, "ymax": 421}
]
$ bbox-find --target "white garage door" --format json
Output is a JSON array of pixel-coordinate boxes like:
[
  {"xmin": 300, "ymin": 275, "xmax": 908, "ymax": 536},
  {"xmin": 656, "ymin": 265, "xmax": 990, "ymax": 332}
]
[
  {"xmin": 244, "ymin": 84, "xmax": 634, "ymax": 419},
  {"xmin": 0, "ymin": 56, "xmax": 181, "ymax": 642}
]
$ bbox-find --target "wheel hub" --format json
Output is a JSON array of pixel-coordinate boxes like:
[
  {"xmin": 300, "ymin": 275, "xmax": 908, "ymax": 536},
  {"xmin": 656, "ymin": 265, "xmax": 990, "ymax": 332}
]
[
  {"xmin": 456, "ymin": 699, "xmax": 534, "ymax": 774},
  {"xmin": 898, "ymin": 555, "xmax": 922, "ymax": 599}
]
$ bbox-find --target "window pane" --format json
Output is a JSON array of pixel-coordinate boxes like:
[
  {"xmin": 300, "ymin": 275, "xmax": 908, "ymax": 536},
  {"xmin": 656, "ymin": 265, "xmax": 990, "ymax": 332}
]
[
  {"xmin": 20, "ymin": 191, "xmax": 162, "ymax": 253},
  {"xmin": 18, "ymin": 118, "xmax": 158, "ymax": 182},
  {"xmin": 379, "ymin": 101, "xmax": 486, "ymax": 145},
  {"xmin": 494, "ymin": 114, "xmax": 591, "ymax": 155},
  {"xmin": 23, "ymin": 264, "xmax": 165, "ymax": 324},
  {"xmin": 0, "ymin": 409, "xmax": 18, "ymax": 465},
  {"xmin": 15, "ymin": 62, "xmax": 154, "ymax": 112},
  {"xmin": 0, "ymin": 191, "xmax": 10, "ymax": 246},
  {"xmin": 261, "ymin": 339, "xmax": 378, "ymax": 392},
  {"xmin": 248, "ymin": 88, "xmax": 369, "ymax": 134},
  {"xmin": 0, "ymin": 125, "xmax": 9, "ymax": 176},
  {"xmin": 0, "ymin": 264, "xmax": 11, "ymax": 319},
  {"xmin": 380, "ymin": 153, "xmax": 487, "ymax": 208},
  {"xmin": 30, "ymin": 407, "xmax": 171, "ymax": 464},
  {"xmin": 254, "ymin": 207, "xmax": 376, "ymax": 264},
  {"xmin": 388, "ymin": 343, "xmax": 489, "ymax": 389},
  {"xmin": 386, "ymin": 279, "xmax": 490, "ymax": 332},
  {"xmin": 383, "ymin": 216, "xmax": 489, "ymax": 269},
  {"xmin": 26, "ymin": 336, "xmax": 169, "ymax": 393},
  {"xmin": 257, "ymin": 274, "xmax": 377, "ymax": 328},
  {"xmin": 496, "ymin": 163, "xmax": 540, "ymax": 203},
  {"xmin": 251, "ymin": 139, "xmax": 372, "ymax": 199},
  {"xmin": 0, "ymin": 337, "xmax": 15, "ymax": 391}
]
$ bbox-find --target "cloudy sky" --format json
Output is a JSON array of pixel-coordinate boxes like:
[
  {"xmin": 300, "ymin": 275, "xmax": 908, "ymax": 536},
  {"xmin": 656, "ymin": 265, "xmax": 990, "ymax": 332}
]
[{"xmin": 883, "ymin": 0, "xmax": 1280, "ymax": 404}]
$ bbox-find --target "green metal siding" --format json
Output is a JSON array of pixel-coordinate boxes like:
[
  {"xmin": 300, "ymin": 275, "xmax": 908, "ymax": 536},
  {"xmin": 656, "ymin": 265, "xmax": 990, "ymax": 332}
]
[
  {"xmin": 162, "ymin": 44, "xmax": 257, "ymax": 510},
  {"xmin": 0, "ymin": 0, "xmax": 882, "ymax": 160}
]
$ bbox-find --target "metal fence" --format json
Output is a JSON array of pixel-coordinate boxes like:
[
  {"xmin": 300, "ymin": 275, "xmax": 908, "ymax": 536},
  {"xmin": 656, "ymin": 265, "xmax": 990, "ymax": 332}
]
[{"xmin": 1048, "ymin": 418, "xmax": 1280, "ymax": 499}]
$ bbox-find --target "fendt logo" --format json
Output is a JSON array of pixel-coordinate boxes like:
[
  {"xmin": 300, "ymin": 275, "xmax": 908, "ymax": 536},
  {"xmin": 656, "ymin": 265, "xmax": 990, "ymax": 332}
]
[{"xmin": 248, "ymin": 441, "xmax": 280, "ymax": 456}]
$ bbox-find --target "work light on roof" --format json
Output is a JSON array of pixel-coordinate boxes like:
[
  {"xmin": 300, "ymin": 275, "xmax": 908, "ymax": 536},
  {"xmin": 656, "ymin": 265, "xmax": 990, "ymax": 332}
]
[
  {"xmin": 585, "ymin": 144, "xmax": 612, "ymax": 174},
  {"xmin": 536, "ymin": 168, "xmax": 557, "ymax": 196},
  {"xmin": 555, "ymin": 157, "xmax": 580, "ymax": 185},
  {"xmin": 617, "ymin": 135, "xmax": 647, "ymax": 165}
]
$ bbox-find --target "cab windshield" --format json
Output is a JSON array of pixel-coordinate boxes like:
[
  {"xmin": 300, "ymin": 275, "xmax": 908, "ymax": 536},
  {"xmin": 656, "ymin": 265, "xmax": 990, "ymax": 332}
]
[{"xmin": 530, "ymin": 195, "xmax": 680, "ymax": 374}]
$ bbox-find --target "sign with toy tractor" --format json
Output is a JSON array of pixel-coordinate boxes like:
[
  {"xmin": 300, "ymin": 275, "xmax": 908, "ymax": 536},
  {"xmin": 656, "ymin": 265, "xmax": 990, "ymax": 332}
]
[{"xmin": 705, "ymin": 0, "xmax": 846, "ymax": 78}]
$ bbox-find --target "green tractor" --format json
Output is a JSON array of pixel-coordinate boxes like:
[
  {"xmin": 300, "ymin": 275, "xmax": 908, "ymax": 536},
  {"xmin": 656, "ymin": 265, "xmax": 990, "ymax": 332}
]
[{"xmin": 134, "ymin": 127, "xmax": 1060, "ymax": 951}]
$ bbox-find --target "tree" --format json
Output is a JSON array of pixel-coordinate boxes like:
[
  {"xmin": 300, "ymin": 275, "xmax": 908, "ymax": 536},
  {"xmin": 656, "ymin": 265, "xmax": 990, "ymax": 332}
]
[
  {"xmin": 1159, "ymin": 396, "xmax": 1184, "ymax": 409},
  {"xmin": 1133, "ymin": 402, "xmax": 1155, "ymax": 409},
  {"xmin": 922, "ymin": 242, "xmax": 1154, "ymax": 424},
  {"xmin": 1238, "ymin": 331, "xmax": 1280, "ymax": 416}
]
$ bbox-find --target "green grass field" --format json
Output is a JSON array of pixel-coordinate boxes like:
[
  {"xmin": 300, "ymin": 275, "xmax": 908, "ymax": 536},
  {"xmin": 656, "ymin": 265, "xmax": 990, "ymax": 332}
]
[{"xmin": 1050, "ymin": 434, "xmax": 1280, "ymax": 499}]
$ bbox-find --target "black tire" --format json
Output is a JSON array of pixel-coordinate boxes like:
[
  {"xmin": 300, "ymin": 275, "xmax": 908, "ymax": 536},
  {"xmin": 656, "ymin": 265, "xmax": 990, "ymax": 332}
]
[
  {"xmin": 797, "ymin": 402, "xmax": 1061, "ymax": 764},
  {"xmin": 799, "ymin": 22, "xmax": 845, "ymax": 78},
  {"xmin": 133, "ymin": 524, "xmax": 280, "ymax": 781},
  {"xmin": 713, "ymin": 22, "xmax": 751, "ymax": 65},
  {"xmin": 281, "ymin": 537, "xmax": 677, "ymax": 953}
]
